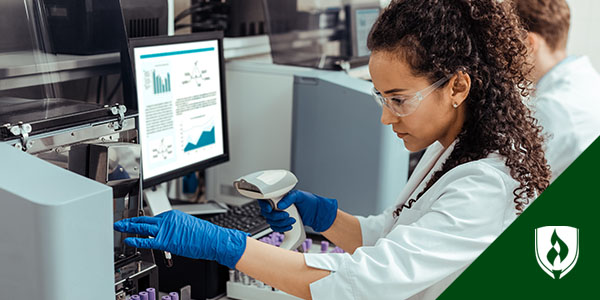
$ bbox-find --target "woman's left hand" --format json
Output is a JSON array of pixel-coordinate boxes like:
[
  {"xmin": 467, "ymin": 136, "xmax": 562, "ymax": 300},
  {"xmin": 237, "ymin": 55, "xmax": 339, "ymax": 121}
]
[{"xmin": 114, "ymin": 210, "xmax": 248, "ymax": 269}]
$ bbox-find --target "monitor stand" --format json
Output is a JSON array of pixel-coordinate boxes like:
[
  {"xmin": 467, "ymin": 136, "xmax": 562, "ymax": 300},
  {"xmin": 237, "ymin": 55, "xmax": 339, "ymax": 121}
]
[
  {"xmin": 141, "ymin": 183, "xmax": 174, "ymax": 267},
  {"xmin": 143, "ymin": 182, "xmax": 228, "ymax": 216},
  {"xmin": 143, "ymin": 183, "xmax": 173, "ymax": 216}
]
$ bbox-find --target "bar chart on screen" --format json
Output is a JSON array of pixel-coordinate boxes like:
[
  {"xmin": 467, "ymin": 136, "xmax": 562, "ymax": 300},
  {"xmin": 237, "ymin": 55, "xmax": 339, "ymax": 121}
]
[
  {"xmin": 143, "ymin": 63, "xmax": 172, "ymax": 95},
  {"xmin": 152, "ymin": 70, "xmax": 171, "ymax": 94}
]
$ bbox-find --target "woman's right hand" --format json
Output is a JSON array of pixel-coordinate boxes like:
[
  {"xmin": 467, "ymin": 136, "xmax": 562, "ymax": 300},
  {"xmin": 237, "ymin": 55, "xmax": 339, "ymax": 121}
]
[{"xmin": 258, "ymin": 189, "xmax": 338, "ymax": 233}]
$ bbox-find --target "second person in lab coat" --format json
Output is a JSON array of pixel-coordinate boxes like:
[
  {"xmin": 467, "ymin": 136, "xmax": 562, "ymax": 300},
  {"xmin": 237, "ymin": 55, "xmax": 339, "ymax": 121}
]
[
  {"xmin": 514, "ymin": 0, "xmax": 600, "ymax": 181},
  {"xmin": 114, "ymin": 0, "xmax": 552, "ymax": 299}
]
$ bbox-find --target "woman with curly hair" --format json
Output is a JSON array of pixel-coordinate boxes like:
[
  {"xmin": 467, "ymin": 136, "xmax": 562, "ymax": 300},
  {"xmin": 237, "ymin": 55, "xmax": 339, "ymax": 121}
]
[{"xmin": 115, "ymin": 0, "xmax": 551, "ymax": 299}]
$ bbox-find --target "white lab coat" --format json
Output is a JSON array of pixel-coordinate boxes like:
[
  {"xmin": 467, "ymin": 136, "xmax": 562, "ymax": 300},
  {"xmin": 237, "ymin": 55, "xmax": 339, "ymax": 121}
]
[
  {"xmin": 530, "ymin": 56, "xmax": 600, "ymax": 181},
  {"xmin": 304, "ymin": 141, "xmax": 520, "ymax": 300}
]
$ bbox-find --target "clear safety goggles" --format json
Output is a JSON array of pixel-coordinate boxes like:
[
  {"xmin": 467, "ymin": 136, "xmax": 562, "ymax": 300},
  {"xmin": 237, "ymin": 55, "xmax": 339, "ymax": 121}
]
[{"xmin": 371, "ymin": 74, "xmax": 453, "ymax": 117}]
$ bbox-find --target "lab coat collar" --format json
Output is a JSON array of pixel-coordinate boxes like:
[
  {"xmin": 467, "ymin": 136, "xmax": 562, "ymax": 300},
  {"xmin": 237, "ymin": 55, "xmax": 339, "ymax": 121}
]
[
  {"xmin": 536, "ymin": 56, "xmax": 590, "ymax": 93},
  {"xmin": 394, "ymin": 140, "xmax": 457, "ymax": 209}
]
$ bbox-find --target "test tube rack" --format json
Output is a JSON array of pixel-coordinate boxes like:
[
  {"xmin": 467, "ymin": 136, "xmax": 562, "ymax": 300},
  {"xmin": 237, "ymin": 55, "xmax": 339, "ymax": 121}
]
[
  {"xmin": 226, "ymin": 281, "xmax": 302, "ymax": 300},
  {"xmin": 226, "ymin": 232, "xmax": 344, "ymax": 300}
]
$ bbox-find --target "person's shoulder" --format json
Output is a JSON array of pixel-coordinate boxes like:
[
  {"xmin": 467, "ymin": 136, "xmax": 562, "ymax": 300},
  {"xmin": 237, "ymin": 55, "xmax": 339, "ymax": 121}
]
[
  {"xmin": 440, "ymin": 155, "xmax": 514, "ymax": 188},
  {"xmin": 536, "ymin": 56, "xmax": 600, "ymax": 101},
  {"xmin": 420, "ymin": 155, "xmax": 517, "ymax": 211},
  {"xmin": 421, "ymin": 155, "xmax": 517, "ymax": 220},
  {"xmin": 530, "ymin": 91, "xmax": 572, "ymax": 126},
  {"xmin": 532, "ymin": 58, "xmax": 600, "ymax": 131}
]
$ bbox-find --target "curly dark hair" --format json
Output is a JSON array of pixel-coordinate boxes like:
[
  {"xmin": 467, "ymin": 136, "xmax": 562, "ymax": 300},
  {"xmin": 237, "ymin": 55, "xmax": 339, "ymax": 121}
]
[{"xmin": 367, "ymin": 0, "xmax": 551, "ymax": 214}]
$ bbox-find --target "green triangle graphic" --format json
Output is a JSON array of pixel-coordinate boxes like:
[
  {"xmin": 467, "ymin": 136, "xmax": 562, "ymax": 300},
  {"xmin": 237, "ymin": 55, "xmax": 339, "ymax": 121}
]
[{"xmin": 438, "ymin": 136, "xmax": 600, "ymax": 299}]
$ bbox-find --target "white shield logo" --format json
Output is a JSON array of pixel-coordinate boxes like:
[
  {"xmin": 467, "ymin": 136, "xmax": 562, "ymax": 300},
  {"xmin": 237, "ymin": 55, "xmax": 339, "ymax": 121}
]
[{"xmin": 535, "ymin": 226, "xmax": 579, "ymax": 279}]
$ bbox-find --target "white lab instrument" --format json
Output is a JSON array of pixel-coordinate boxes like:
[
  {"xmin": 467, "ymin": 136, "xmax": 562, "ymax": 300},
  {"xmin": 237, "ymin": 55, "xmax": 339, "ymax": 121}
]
[
  {"xmin": 0, "ymin": 143, "xmax": 114, "ymax": 300},
  {"xmin": 234, "ymin": 170, "xmax": 306, "ymax": 250}
]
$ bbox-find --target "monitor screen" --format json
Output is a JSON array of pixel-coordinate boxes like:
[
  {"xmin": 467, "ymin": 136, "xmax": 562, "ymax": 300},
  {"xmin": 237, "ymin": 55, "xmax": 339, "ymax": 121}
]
[
  {"xmin": 130, "ymin": 33, "xmax": 228, "ymax": 185},
  {"xmin": 354, "ymin": 7, "xmax": 380, "ymax": 57}
]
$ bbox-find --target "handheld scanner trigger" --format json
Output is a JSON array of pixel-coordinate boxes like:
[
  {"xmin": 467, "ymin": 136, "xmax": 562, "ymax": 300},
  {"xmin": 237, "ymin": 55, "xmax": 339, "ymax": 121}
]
[
  {"xmin": 270, "ymin": 194, "xmax": 306, "ymax": 251},
  {"xmin": 233, "ymin": 170, "xmax": 306, "ymax": 250}
]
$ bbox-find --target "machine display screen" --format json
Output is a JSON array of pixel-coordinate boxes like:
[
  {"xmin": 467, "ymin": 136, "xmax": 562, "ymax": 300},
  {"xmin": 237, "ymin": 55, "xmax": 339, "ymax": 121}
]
[
  {"xmin": 354, "ymin": 8, "xmax": 380, "ymax": 57},
  {"xmin": 133, "ymin": 39, "xmax": 225, "ymax": 181}
]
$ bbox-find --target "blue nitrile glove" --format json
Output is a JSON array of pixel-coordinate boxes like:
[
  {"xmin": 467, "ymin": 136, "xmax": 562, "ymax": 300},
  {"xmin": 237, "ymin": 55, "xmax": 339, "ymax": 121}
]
[
  {"xmin": 113, "ymin": 210, "xmax": 248, "ymax": 269},
  {"xmin": 258, "ymin": 189, "xmax": 338, "ymax": 233}
]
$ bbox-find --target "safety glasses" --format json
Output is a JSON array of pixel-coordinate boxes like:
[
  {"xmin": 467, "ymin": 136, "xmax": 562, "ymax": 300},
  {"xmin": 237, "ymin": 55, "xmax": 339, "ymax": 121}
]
[{"xmin": 371, "ymin": 74, "xmax": 453, "ymax": 117}]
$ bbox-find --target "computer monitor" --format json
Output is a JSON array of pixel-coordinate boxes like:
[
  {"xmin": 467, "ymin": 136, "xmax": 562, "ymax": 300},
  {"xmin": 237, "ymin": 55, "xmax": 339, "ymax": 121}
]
[
  {"xmin": 126, "ymin": 32, "xmax": 229, "ymax": 213},
  {"xmin": 346, "ymin": 4, "xmax": 380, "ymax": 58}
]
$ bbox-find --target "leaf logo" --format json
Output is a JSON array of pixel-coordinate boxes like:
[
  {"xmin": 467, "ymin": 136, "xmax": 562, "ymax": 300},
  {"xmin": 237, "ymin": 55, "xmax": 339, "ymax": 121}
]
[{"xmin": 535, "ymin": 226, "xmax": 579, "ymax": 279}]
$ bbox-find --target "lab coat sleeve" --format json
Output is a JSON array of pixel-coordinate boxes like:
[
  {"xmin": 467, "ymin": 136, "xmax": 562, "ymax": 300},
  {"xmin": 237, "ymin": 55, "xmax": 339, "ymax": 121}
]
[
  {"xmin": 355, "ymin": 206, "xmax": 396, "ymax": 246},
  {"xmin": 304, "ymin": 162, "xmax": 511, "ymax": 300}
]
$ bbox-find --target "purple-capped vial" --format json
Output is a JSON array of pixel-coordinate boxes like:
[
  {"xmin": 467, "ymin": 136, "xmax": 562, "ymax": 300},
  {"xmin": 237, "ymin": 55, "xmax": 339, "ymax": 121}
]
[
  {"xmin": 169, "ymin": 292, "xmax": 179, "ymax": 300},
  {"xmin": 306, "ymin": 238, "xmax": 313, "ymax": 251},
  {"xmin": 272, "ymin": 232, "xmax": 281, "ymax": 241},
  {"xmin": 229, "ymin": 269, "xmax": 236, "ymax": 282},
  {"xmin": 161, "ymin": 296, "xmax": 172, "ymax": 300},
  {"xmin": 321, "ymin": 241, "xmax": 329, "ymax": 253},
  {"xmin": 146, "ymin": 288, "xmax": 156, "ymax": 300},
  {"xmin": 139, "ymin": 291, "xmax": 149, "ymax": 300},
  {"xmin": 255, "ymin": 279, "xmax": 265, "ymax": 288},
  {"xmin": 130, "ymin": 296, "xmax": 141, "ymax": 300},
  {"xmin": 242, "ymin": 272, "xmax": 251, "ymax": 285}
]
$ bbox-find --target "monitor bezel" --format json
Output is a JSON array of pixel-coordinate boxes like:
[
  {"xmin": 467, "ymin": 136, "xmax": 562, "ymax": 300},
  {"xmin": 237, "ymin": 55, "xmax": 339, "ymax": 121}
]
[
  {"xmin": 347, "ymin": 4, "xmax": 381, "ymax": 58},
  {"xmin": 127, "ymin": 31, "xmax": 229, "ymax": 188}
]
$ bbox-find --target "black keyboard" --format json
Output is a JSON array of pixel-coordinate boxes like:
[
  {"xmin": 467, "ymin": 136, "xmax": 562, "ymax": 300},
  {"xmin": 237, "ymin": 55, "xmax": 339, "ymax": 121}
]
[{"xmin": 206, "ymin": 201, "xmax": 270, "ymax": 236}]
